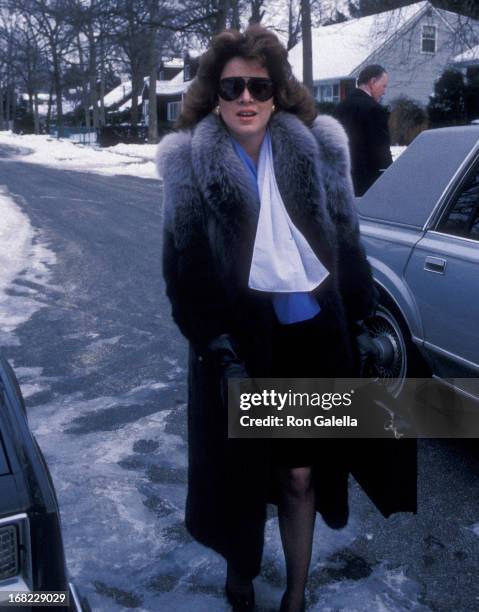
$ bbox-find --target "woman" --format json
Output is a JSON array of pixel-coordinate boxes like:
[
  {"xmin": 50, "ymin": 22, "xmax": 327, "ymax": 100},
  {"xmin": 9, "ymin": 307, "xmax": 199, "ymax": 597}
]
[{"xmin": 157, "ymin": 25, "xmax": 416, "ymax": 612}]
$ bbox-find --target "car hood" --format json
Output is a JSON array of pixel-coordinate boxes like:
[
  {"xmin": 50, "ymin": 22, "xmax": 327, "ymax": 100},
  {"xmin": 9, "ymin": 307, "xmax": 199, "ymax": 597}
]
[{"xmin": 358, "ymin": 126, "xmax": 479, "ymax": 228}]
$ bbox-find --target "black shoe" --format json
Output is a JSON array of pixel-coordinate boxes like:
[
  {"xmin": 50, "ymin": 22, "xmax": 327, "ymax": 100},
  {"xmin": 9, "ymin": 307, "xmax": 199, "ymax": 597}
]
[{"xmin": 225, "ymin": 580, "xmax": 255, "ymax": 611}]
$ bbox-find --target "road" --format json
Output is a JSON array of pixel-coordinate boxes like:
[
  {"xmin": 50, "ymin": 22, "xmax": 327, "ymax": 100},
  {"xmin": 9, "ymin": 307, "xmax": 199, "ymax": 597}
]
[{"xmin": 0, "ymin": 147, "xmax": 478, "ymax": 611}]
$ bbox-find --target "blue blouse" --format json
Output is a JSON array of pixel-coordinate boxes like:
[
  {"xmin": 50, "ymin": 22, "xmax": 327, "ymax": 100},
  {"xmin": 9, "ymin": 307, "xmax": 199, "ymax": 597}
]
[{"xmin": 231, "ymin": 135, "xmax": 321, "ymax": 325}]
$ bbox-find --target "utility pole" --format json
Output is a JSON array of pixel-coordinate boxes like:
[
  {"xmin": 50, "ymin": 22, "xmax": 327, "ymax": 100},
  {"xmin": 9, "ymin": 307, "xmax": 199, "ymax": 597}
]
[{"xmin": 301, "ymin": 0, "xmax": 314, "ymax": 94}]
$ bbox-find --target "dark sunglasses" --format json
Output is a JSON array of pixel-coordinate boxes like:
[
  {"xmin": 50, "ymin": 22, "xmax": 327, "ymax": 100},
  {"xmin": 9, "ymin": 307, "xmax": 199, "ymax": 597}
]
[{"xmin": 218, "ymin": 77, "xmax": 274, "ymax": 102}]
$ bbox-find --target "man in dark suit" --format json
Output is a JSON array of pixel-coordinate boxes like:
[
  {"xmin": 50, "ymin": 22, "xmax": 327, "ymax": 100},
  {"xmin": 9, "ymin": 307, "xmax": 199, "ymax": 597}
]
[{"xmin": 334, "ymin": 65, "xmax": 393, "ymax": 196}]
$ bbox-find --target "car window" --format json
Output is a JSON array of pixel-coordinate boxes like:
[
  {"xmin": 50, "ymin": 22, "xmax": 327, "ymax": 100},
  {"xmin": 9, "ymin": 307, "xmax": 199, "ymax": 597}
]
[{"xmin": 438, "ymin": 166, "xmax": 479, "ymax": 240}]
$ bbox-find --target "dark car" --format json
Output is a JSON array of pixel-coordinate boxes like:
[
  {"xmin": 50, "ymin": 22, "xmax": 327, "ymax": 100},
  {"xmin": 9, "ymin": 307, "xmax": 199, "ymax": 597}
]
[
  {"xmin": 358, "ymin": 126, "xmax": 479, "ymax": 399},
  {"xmin": 0, "ymin": 355, "xmax": 89, "ymax": 610}
]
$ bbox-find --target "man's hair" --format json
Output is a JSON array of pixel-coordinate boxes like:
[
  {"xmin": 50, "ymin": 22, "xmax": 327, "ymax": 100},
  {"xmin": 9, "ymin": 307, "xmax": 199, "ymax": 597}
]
[
  {"xmin": 177, "ymin": 24, "xmax": 316, "ymax": 129},
  {"xmin": 357, "ymin": 65, "xmax": 387, "ymax": 86}
]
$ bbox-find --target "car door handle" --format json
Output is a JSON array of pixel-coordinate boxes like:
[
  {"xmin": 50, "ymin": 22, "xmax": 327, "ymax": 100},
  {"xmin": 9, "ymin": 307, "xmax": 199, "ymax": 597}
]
[{"xmin": 424, "ymin": 256, "xmax": 446, "ymax": 274}]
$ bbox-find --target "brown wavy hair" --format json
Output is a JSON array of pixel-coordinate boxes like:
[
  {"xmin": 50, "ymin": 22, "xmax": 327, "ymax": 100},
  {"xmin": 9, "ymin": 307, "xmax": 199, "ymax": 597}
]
[{"xmin": 177, "ymin": 25, "xmax": 316, "ymax": 129}]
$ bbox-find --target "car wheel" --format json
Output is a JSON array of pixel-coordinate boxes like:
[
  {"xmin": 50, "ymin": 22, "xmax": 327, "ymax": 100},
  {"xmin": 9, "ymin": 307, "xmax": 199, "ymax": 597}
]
[{"xmin": 363, "ymin": 302, "xmax": 428, "ymax": 397}]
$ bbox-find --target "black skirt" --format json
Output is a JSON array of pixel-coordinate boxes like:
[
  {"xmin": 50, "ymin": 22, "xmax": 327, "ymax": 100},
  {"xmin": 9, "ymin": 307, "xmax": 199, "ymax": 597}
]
[{"xmin": 270, "ymin": 308, "xmax": 354, "ymax": 468}]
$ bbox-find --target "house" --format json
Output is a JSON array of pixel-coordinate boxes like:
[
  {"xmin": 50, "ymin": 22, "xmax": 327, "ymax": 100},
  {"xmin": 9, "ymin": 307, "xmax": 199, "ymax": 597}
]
[
  {"xmin": 20, "ymin": 92, "xmax": 77, "ymax": 116},
  {"xmin": 100, "ymin": 53, "xmax": 198, "ymax": 130},
  {"xmin": 100, "ymin": 58, "xmax": 184, "ymax": 122},
  {"xmin": 141, "ymin": 54, "xmax": 199, "ymax": 127},
  {"xmin": 288, "ymin": 0, "xmax": 479, "ymax": 106}
]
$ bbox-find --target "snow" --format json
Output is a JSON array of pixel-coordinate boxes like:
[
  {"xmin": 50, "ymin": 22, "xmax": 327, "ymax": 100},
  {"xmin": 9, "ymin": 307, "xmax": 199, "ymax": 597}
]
[
  {"xmin": 0, "ymin": 186, "xmax": 32, "ymax": 289},
  {"xmin": 288, "ymin": 1, "xmax": 428, "ymax": 81},
  {"xmin": 0, "ymin": 185, "xmax": 56, "ymax": 343},
  {"xmin": 155, "ymin": 70, "xmax": 191, "ymax": 95},
  {"xmin": 103, "ymin": 81, "xmax": 132, "ymax": 108},
  {"xmin": 391, "ymin": 146, "xmax": 406, "ymax": 161},
  {"xmin": 162, "ymin": 58, "xmax": 183, "ymax": 69},
  {"xmin": 118, "ymin": 95, "xmax": 142, "ymax": 111},
  {"xmin": 0, "ymin": 131, "xmax": 159, "ymax": 179},
  {"xmin": 453, "ymin": 43, "xmax": 479, "ymax": 65}
]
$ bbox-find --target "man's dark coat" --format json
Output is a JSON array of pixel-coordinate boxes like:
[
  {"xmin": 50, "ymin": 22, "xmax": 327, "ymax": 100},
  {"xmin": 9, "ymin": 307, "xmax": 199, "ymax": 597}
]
[
  {"xmin": 335, "ymin": 88, "xmax": 393, "ymax": 196},
  {"xmin": 157, "ymin": 111, "xmax": 416, "ymax": 578}
]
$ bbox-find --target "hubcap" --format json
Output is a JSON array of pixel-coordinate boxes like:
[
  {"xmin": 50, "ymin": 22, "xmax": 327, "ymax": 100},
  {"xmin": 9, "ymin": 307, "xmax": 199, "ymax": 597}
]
[{"xmin": 364, "ymin": 308, "xmax": 407, "ymax": 396}]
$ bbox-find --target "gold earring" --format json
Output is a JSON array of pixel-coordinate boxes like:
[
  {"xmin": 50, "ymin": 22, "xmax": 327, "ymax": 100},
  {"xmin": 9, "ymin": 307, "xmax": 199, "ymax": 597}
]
[
  {"xmin": 272, "ymin": 104, "xmax": 276, "ymax": 112},
  {"xmin": 214, "ymin": 105, "xmax": 220, "ymax": 116}
]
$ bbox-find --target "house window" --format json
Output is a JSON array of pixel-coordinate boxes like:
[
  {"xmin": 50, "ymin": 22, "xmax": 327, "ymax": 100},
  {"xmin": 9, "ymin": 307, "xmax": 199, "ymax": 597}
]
[
  {"xmin": 167, "ymin": 101, "xmax": 182, "ymax": 122},
  {"xmin": 317, "ymin": 83, "xmax": 340, "ymax": 103},
  {"xmin": 421, "ymin": 25, "xmax": 437, "ymax": 54}
]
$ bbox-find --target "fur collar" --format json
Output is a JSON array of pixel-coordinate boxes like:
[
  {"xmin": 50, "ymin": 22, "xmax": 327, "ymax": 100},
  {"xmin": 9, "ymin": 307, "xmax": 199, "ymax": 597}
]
[
  {"xmin": 189, "ymin": 112, "xmax": 321, "ymax": 220},
  {"xmin": 157, "ymin": 111, "xmax": 351, "ymax": 224},
  {"xmin": 156, "ymin": 111, "xmax": 352, "ymax": 278}
]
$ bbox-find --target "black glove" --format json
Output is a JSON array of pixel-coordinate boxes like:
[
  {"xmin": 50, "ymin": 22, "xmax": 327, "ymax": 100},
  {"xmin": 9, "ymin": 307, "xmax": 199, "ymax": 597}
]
[
  {"xmin": 355, "ymin": 321, "xmax": 381, "ymax": 376},
  {"xmin": 207, "ymin": 334, "xmax": 249, "ymax": 407}
]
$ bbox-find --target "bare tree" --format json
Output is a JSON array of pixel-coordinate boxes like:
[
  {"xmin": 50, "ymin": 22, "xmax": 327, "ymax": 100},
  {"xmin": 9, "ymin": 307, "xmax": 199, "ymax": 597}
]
[
  {"xmin": 14, "ymin": 0, "xmax": 76, "ymax": 137},
  {"xmin": 286, "ymin": 0, "xmax": 301, "ymax": 49},
  {"xmin": 0, "ymin": 9, "xmax": 19, "ymax": 128},
  {"xmin": 147, "ymin": 0, "xmax": 159, "ymax": 143},
  {"xmin": 111, "ymin": 0, "xmax": 150, "ymax": 128},
  {"xmin": 15, "ymin": 15, "xmax": 47, "ymax": 133},
  {"xmin": 301, "ymin": 0, "xmax": 313, "ymax": 91},
  {"xmin": 249, "ymin": 0, "xmax": 266, "ymax": 25}
]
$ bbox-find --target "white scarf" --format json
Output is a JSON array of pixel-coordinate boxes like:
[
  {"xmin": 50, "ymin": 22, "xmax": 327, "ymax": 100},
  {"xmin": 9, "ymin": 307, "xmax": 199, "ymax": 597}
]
[{"xmin": 248, "ymin": 132, "xmax": 329, "ymax": 292}]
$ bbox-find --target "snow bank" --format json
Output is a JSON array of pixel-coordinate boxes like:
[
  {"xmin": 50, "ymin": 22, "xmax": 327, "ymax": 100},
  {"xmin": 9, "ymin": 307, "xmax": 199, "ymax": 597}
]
[
  {"xmin": 0, "ymin": 185, "xmax": 56, "ymax": 339},
  {"xmin": 0, "ymin": 131, "xmax": 159, "ymax": 179},
  {"xmin": 0, "ymin": 185, "xmax": 33, "ymax": 296}
]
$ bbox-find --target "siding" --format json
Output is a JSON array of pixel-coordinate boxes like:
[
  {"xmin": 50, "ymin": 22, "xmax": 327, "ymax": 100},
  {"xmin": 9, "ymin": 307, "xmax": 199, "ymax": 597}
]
[{"xmin": 352, "ymin": 8, "xmax": 479, "ymax": 106}]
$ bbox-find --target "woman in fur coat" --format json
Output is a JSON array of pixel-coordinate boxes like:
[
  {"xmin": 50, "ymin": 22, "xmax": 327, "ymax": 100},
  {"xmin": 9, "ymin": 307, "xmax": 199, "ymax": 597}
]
[{"xmin": 157, "ymin": 25, "xmax": 416, "ymax": 612}]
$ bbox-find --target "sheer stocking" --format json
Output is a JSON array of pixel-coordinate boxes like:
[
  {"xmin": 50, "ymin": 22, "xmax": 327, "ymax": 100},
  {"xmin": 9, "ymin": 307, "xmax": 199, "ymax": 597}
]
[{"xmin": 276, "ymin": 466, "xmax": 315, "ymax": 612}]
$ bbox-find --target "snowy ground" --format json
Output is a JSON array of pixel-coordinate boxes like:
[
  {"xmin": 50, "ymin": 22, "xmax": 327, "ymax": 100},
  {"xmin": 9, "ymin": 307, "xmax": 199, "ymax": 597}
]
[{"xmin": 0, "ymin": 131, "xmax": 159, "ymax": 179}]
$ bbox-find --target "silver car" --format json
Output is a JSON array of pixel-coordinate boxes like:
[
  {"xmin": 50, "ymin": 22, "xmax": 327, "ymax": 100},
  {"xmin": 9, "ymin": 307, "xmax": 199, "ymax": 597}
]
[{"xmin": 358, "ymin": 126, "xmax": 479, "ymax": 400}]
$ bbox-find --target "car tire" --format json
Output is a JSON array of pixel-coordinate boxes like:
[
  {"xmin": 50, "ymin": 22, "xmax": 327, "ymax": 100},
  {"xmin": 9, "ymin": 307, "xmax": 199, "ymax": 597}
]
[{"xmin": 363, "ymin": 300, "xmax": 430, "ymax": 397}]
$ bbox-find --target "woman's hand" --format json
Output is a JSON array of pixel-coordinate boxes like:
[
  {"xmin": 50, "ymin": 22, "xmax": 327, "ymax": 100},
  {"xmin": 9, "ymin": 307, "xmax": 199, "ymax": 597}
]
[{"xmin": 207, "ymin": 334, "xmax": 250, "ymax": 407}]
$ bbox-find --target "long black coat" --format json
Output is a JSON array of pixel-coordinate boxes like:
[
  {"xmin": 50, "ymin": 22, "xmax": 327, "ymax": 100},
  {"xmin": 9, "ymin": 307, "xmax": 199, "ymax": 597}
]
[
  {"xmin": 335, "ymin": 88, "xmax": 393, "ymax": 196},
  {"xmin": 157, "ymin": 111, "xmax": 416, "ymax": 578}
]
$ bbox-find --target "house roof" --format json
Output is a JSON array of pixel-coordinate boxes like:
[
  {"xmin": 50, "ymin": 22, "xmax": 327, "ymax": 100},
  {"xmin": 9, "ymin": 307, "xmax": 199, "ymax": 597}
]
[
  {"xmin": 452, "ymin": 44, "xmax": 479, "ymax": 66},
  {"xmin": 105, "ymin": 70, "xmax": 192, "ymax": 110},
  {"xmin": 288, "ymin": 1, "xmax": 429, "ymax": 81},
  {"xmin": 155, "ymin": 70, "xmax": 191, "ymax": 95},
  {"xmin": 103, "ymin": 81, "xmax": 132, "ymax": 108},
  {"xmin": 162, "ymin": 58, "xmax": 183, "ymax": 69},
  {"xmin": 117, "ymin": 96, "xmax": 142, "ymax": 111}
]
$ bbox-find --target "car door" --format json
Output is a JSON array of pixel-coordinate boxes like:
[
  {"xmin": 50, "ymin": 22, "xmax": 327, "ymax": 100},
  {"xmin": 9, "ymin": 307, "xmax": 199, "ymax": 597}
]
[{"xmin": 404, "ymin": 160, "xmax": 479, "ymax": 392}]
